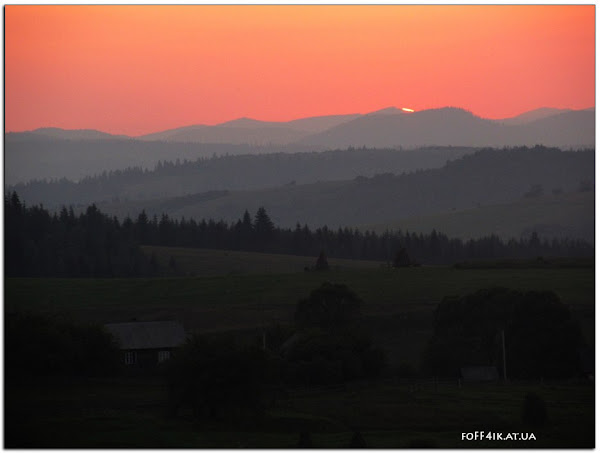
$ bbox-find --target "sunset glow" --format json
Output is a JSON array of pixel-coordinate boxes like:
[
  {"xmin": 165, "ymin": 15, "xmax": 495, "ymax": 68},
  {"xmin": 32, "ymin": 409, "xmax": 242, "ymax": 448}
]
[
  {"xmin": 5, "ymin": 5, "xmax": 595, "ymax": 136},
  {"xmin": 401, "ymin": 108, "xmax": 415, "ymax": 113}
]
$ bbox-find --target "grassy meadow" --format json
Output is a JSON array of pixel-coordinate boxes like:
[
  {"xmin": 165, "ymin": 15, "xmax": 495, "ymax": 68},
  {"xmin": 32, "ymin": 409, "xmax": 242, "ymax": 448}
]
[{"xmin": 6, "ymin": 248, "xmax": 594, "ymax": 369}]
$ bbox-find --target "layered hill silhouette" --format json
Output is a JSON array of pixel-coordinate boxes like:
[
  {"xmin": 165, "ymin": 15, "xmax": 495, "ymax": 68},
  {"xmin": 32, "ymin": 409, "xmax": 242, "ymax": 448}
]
[
  {"xmin": 297, "ymin": 107, "xmax": 595, "ymax": 149},
  {"xmin": 7, "ymin": 106, "xmax": 593, "ymax": 147},
  {"xmin": 135, "ymin": 106, "xmax": 595, "ymax": 148},
  {"xmin": 6, "ymin": 127, "xmax": 129, "ymax": 141},
  {"xmin": 137, "ymin": 113, "xmax": 362, "ymax": 144},
  {"xmin": 6, "ymin": 106, "xmax": 593, "ymax": 185},
  {"xmin": 75, "ymin": 147, "xmax": 592, "ymax": 242},
  {"xmin": 9, "ymin": 147, "xmax": 478, "ymax": 207},
  {"xmin": 493, "ymin": 107, "xmax": 575, "ymax": 125}
]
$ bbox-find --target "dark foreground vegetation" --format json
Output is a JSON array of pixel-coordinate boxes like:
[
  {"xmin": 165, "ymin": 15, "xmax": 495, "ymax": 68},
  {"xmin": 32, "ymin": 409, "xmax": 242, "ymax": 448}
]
[
  {"xmin": 5, "ymin": 276, "xmax": 594, "ymax": 448},
  {"xmin": 5, "ymin": 192, "xmax": 592, "ymax": 278}
]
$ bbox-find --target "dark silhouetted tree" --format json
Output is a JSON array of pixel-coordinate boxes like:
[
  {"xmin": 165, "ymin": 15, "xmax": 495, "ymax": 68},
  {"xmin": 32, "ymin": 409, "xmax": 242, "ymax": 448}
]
[
  {"xmin": 5, "ymin": 312, "xmax": 121, "ymax": 380},
  {"xmin": 315, "ymin": 250, "xmax": 329, "ymax": 271},
  {"xmin": 294, "ymin": 282, "xmax": 362, "ymax": 330},
  {"xmin": 393, "ymin": 247, "xmax": 411, "ymax": 267},
  {"xmin": 286, "ymin": 283, "xmax": 386, "ymax": 385},
  {"xmin": 424, "ymin": 287, "xmax": 582, "ymax": 379},
  {"xmin": 166, "ymin": 334, "xmax": 272, "ymax": 420}
]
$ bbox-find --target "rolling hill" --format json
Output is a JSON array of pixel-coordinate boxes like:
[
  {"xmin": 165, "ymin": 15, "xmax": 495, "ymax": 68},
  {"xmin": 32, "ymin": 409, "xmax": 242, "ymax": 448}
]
[
  {"xmin": 5, "ymin": 127, "xmax": 129, "ymax": 141},
  {"xmin": 136, "ymin": 106, "xmax": 594, "ymax": 148},
  {"xmin": 493, "ymin": 107, "xmax": 574, "ymax": 125},
  {"xmin": 10, "ymin": 147, "xmax": 478, "ymax": 207},
  {"xmin": 297, "ymin": 107, "xmax": 595, "ymax": 149},
  {"xmin": 136, "ymin": 113, "xmax": 362, "ymax": 144},
  {"xmin": 362, "ymin": 191, "xmax": 594, "ymax": 243},
  {"xmin": 4, "ymin": 138, "xmax": 290, "ymax": 185},
  {"xmin": 83, "ymin": 147, "xmax": 593, "ymax": 242},
  {"xmin": 137, "ymin": 123, "xmax": 308, "ymax": 145}
]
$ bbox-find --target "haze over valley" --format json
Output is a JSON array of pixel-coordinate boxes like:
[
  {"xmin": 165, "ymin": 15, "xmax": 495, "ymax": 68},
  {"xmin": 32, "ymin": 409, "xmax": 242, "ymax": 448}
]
[{"xmin": 6, "ymin": 106, "xmax": 594, "ymax": 185}]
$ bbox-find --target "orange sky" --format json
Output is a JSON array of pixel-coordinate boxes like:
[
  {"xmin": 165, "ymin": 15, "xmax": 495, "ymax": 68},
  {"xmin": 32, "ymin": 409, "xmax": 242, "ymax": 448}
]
[{"xmin": 5, "ymin": 5, "xmax": 595, "ymax": 136}]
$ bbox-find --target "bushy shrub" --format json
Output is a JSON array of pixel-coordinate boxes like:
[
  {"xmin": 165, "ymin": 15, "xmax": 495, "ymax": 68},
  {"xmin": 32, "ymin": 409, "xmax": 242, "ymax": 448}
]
[
  {"xmin": 5, "ymin": 312, "xmax": 121, "ymax": 380},
  {"xmin": 294, "ymin": 282, "xmax": 362, "ymax": 330},
  {"xmin": 286, "ymin": 283, "xmax": 386, "ymax": 386},
  {"xmin": 166, "ymin": 334, "xmax": 275, "ymax": 419},
  {"xmin": 283, "ymin": 328, "xmax": 385, "ymax": 385}
]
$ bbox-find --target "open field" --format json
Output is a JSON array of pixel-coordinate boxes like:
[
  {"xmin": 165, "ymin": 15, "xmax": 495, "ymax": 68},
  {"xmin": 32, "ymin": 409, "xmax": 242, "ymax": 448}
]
[
  {"xmin": 6, "ymin": 376, "xmax": 593, "ymax": 448},
  {"xmin": 6, "ymin": 265, "xmax": 593, "ymax": 329},
  {"xmin": 141, "ymin": 245, "xmax": 383, "ymax": 276},
  {"xmin": 6, "ymin": 249, "xmax": 594, "ymax": 368}
]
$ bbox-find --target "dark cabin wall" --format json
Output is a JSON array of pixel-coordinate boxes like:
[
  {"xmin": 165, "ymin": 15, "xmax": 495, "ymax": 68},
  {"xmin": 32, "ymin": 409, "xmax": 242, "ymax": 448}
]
[{"xmin": 121, "ymin": 348, "xmax": 173, "ymax": 373}]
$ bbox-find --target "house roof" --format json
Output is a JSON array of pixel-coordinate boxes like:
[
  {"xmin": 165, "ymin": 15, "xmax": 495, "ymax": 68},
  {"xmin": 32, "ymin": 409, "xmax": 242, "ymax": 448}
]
[{"xmin": 105, "ymin": 321, "xmax": 186, "ymax": 350}]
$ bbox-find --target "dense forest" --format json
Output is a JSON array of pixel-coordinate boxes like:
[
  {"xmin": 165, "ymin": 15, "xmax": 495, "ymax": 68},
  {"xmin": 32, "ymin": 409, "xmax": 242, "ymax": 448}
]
[{"xmin": 5, "ymin": 192, "xmax": 592, "ymax": 278}]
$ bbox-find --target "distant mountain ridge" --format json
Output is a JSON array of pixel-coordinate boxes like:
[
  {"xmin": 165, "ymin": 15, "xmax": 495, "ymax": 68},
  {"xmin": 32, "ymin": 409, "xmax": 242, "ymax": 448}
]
[
  {"xmin": 297, "ymin": 107, "xmax": 595, "ymax": 149},
  {"xmin": 136, "ymin": 113, "xmax": 363, "ymax": 144},
  {"xmin": 8, "ymin": 106, "xmax": 594, "ymax": 148},
  {"xmin": 493, "ymin": 107, "xmax": 574, "ymax": 125},
  {"xmin": 5, "ymin": 127, "xmax": 130, "ymax": 141}
]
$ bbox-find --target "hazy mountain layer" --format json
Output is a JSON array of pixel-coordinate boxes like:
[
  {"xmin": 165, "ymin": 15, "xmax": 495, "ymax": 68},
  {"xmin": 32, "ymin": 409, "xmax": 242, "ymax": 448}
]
[
  {"xmin": 363, "ymin": 191, "xmax": 594, "ymax": 243},
  {"xmin": 4, "ymin": 138, "xmax": 307, "ymax": 185},
  {"xmin": 298, "ymin": 108, "xmax": 595, "ymax": 149},
  {"xmin": 10, "ymin": 147, "xmax": 478, "ymax": 208},
  {"xmin": 5, "ymin": 127, "xmax": 129, "ymax": 141},
  {"xmin": 139, "ymin": 113, "xmax": 363, "ymax": 143},
  {"xmin": 6, "ymin": 107, "xmax": 593, "ymax": 186},
  {"xmin": 82, "ymin": 147, "xmax": 593, "ymax": 241},
  {"xmin": 137, "ymin": 124, "xmax": 308, "ymax": 145},
  {"xmin": 493, "ymin": 107, "xmax": 573, "ymax": 125},
  {"xmin": 137, "ymin": 106, "xmax": 594, "ymax": 148}
]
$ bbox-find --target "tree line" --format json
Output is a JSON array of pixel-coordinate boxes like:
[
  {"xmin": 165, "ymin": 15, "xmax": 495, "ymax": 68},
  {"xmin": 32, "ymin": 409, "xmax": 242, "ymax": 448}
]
[
  {"xmin": 5, "ymin": 192, "xmax": 157, "ymax": 277},
  {"xmin": 5, "ymin": 191, "xmax": 593, "ymax": 278}
]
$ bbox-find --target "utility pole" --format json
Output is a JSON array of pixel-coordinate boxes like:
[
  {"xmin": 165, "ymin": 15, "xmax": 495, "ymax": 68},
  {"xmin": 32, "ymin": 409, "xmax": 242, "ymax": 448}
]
[
  {"xmin": 501, "ymin": 329, "xmax": 507, "ymax": 383},
  {"xmin": 386, "ymin": 232, "xmax": 391, "ymax": 268}
]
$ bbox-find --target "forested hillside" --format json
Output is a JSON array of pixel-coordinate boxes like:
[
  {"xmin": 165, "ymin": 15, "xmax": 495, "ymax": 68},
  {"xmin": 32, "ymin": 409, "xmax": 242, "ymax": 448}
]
[
  {"xmin": 10, "ymin": 147, "xmax": 477, "ymax": 207},
  {"xmin": 84, "ymin": 147, "xmax": 594, "ymax": 240}
]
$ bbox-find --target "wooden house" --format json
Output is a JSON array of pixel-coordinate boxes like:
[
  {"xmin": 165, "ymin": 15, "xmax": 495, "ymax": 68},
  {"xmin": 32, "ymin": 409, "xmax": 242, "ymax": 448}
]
[{"xmin": 105, "ymin": 321, "xmax": 186, "ymax": 368}]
